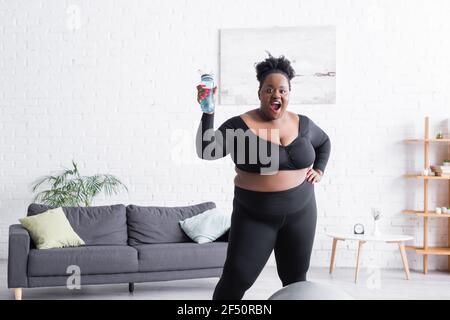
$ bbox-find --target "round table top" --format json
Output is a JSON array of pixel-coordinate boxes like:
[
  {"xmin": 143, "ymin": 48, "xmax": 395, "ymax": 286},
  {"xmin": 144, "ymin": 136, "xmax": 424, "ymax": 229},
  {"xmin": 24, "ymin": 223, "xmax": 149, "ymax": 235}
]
[{"xmin": 326, "ymin": 232, "xmax": 414, "ymax": 242}]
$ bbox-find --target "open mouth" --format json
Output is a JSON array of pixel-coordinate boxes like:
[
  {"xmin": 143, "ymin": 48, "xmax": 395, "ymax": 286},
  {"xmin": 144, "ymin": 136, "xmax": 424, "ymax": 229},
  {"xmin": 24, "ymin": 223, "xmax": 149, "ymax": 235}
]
[{"xmin": 270, "ymin": 101, "xmax": 282, "ymax": 112}]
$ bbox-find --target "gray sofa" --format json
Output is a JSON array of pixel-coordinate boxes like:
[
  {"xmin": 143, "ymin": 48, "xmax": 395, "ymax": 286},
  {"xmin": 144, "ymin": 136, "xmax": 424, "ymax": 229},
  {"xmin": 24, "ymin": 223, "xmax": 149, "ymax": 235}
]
[{"xmin": 8, "ymin": 202, "xmax": 228, "ymax": 300}]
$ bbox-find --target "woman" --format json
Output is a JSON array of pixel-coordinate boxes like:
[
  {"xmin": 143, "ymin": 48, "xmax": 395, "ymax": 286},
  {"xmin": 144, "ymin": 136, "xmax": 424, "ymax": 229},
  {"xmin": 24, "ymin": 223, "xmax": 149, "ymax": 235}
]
[{"xmin": 196, "ymin": 54, "xmax": 331, "ymax": 300}]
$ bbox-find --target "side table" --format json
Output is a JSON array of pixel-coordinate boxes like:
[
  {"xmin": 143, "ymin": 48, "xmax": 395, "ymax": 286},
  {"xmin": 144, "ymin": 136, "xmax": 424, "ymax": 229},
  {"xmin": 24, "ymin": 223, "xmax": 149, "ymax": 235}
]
[{"xmin": 327, "ymin": 233, "xmax": 414, "ymax": 283}]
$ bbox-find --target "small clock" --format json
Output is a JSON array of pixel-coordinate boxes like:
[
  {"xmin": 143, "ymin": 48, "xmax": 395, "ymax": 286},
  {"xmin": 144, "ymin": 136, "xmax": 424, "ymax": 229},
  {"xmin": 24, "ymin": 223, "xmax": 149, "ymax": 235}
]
[{"xmin": 354, "ymin": 223, "xmax": 364, "ymax": 235}]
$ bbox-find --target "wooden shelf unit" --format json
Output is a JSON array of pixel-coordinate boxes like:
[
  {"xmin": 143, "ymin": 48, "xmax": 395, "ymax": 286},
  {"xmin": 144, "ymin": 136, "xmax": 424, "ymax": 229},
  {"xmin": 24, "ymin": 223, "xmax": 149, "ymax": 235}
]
[{"xmin": 403, "ymin": 116, "xmax": 450, "ymax": 273}]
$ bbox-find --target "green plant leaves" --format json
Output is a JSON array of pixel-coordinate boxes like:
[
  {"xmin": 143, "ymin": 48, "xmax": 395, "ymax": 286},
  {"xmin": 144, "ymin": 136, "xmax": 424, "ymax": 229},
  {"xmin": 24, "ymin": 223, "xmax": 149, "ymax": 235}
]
[{"xmin": 31, "ymin": 160, "xmax": 128, "ymax": 207}]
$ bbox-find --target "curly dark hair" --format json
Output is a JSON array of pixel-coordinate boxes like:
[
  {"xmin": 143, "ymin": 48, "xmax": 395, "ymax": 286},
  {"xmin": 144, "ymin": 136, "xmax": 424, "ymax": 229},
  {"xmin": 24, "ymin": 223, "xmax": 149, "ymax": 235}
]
[{"xmin": 254, "ymin": 51, "xmax": 296, "ymax": 91}]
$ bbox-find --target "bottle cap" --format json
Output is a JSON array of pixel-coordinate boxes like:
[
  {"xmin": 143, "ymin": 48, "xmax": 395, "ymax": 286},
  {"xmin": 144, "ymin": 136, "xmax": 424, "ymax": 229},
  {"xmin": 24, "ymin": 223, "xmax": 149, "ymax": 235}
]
[{"xmin": 198, "ymin": 68, "xmax": 214, "ymax": 77}]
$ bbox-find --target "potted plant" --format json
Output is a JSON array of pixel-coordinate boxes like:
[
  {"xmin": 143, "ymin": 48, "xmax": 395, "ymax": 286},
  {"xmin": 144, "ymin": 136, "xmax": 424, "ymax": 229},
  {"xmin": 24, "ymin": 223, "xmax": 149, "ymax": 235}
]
[
  {"xmin": 31, "ymin": 160, "xmax": 128, "ymax": 207},
  {"xmin": 443, "ymin": 159, "xmax": 450, "ymax": 166}
]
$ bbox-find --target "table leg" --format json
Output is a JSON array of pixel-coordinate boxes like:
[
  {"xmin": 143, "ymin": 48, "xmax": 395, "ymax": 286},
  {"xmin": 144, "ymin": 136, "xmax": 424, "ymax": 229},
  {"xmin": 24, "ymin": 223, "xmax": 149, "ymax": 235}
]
[
  {"xmin": 398, "ymin": 242, "xmax": 411, "ymax": 280},
  {"xmin": 355, "ymin": 241, "xmax": 365, "ymax": 283},
  {"xmin": 329, "ymin": 238, "xmax": 339, "ymax": 274},
  {"xmin": 424, "ymin": 255, "xmax": 428, "ymax": 274}
]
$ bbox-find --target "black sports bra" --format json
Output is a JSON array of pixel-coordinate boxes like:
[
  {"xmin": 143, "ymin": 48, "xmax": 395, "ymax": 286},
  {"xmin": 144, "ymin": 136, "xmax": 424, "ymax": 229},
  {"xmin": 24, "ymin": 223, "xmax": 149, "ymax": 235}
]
[{"xmin": 196, "ymin": 112, "xmax": 331, "ymax": 175}]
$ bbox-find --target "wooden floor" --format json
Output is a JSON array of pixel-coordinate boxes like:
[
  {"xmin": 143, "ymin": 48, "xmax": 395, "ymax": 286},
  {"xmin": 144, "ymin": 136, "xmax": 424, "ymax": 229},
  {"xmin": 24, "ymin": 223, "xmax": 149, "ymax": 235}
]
[{"xmin": 1, "ymin": 259, "xmax": 450, "ymax": 300}]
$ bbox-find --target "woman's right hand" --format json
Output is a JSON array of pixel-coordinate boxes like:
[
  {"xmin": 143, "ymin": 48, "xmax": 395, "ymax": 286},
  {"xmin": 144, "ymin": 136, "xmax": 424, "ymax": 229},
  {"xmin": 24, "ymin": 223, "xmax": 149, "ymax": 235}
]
[{"xmin": 196, "ymin": 84, "xmax": 218, "ymax": 104}]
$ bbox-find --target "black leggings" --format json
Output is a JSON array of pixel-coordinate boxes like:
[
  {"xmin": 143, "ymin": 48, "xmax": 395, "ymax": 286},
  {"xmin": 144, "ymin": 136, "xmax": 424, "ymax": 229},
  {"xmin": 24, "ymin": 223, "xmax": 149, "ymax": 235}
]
[{"xmin": 213, "ymin": 179, "xmax": 317, "ymax": 300}]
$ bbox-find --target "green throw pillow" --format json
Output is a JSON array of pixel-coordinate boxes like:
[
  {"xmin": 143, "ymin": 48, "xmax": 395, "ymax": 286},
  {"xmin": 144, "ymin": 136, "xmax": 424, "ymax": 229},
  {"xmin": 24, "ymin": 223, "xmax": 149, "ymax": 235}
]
[
  {"xmin": 19, "ymin": 207, "xmax": 85, "ymax": 249},
  {"xmin": 179, "ymin": 208, "xmax": 231, "ymax": 244}
]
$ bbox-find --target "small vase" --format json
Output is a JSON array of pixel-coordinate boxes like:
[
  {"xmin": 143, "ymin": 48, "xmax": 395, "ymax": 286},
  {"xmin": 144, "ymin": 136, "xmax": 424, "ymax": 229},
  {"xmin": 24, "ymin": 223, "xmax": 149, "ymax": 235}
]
[{"xmin": 372, "ymin": 220, "xmax": 380, "ymax": 236}]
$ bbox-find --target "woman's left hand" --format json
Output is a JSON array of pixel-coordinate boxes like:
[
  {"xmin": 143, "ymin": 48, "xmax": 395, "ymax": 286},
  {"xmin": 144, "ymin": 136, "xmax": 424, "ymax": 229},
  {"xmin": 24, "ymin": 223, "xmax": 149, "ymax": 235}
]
[{"xmin": 306, "ymin": 168, "xmax": 323, "ymax": 184}]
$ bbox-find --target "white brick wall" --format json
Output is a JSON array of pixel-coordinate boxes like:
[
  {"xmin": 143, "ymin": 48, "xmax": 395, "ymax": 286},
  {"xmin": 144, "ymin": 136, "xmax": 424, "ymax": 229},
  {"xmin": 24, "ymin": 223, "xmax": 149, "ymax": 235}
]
[{"xmin": 1, "ymin": 0, "xmax": 450, "ymax": 271}]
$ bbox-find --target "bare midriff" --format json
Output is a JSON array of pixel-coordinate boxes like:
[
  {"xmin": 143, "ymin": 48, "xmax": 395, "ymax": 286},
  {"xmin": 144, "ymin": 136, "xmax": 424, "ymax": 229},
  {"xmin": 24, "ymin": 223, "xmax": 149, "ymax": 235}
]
[{"xmin": 234, "ymin": 167, "xmax": 309, "ymax": 192}]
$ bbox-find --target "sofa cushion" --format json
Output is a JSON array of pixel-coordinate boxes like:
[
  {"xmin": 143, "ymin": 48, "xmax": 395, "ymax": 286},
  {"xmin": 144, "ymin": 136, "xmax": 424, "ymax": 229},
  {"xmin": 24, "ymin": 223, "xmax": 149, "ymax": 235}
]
[
  {"xmin": 179, "ymin": 208, "xmax": 231, "ymax": 244},
  {"xmin": 19, "ymin": 207, "xmax": 85, "ymax": 249},
  {"xmin": 126, "ymin": 202, "xmax": 216, "ymax": 245},
  {"xmin": 28, "ymin": 204, "xmax": 128, "ymax": 246},
  {"xmin": 134, "ymin": 242, "xmax": 228, "ymax": 272},
  {"xmin": 28, "ymin": 245, "xmax": 138, "ymax": 276}
]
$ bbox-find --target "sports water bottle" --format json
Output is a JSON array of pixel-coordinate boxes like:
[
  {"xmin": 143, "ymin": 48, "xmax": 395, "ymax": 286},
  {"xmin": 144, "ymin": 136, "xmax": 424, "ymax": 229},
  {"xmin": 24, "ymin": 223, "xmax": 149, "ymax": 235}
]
[{"xmin": 199, "ymin": 73, "xmax": 215, "ymax": 113}]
